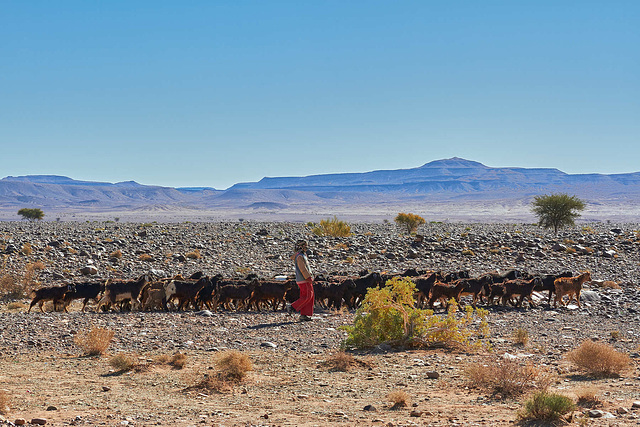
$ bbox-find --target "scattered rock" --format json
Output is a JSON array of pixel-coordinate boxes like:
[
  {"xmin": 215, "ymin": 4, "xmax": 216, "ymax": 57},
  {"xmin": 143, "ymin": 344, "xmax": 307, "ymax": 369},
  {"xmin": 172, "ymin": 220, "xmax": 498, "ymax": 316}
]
[
  {"xmin": 425, "ymin": 372, "xmax": 440, "ymax": 379},
  {"xmin": 31, "ymin": 418, "xmax": 47, "ymax": 425}
]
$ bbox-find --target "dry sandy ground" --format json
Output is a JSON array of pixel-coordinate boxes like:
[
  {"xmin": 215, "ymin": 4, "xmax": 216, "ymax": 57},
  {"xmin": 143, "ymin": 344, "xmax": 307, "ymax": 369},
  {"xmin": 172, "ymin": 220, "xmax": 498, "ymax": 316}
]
[{"xmin": 1, "ymin": 309, "xmax": 640, "ymax": 427}]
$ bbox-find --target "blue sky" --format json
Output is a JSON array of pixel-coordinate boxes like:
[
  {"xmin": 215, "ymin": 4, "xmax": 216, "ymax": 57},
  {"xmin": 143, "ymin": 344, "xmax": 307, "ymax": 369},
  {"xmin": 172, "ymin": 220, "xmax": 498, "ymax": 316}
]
[{"xmin": 1, "ymin": 1, "xmax": 638, "ymax": 189}]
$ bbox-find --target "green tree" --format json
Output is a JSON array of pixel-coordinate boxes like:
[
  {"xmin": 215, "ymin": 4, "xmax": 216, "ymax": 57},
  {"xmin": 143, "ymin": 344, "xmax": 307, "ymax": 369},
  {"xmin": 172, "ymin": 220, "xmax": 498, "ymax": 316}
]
[
  {"xmin": 531, "ymin": 193, "xmax": 585, "ymax": 234},
  {"xmin": 17, "ymin": 208, "xmax": 45, "ymax": 221},
  {"xmin": 394, "ymin": 212, "xmax": 426, "ymax": 234}
]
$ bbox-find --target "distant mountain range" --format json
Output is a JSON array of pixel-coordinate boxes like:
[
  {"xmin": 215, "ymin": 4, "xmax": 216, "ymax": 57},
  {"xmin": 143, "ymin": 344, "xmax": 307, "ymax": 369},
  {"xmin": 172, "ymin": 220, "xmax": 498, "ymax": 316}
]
[{"xmin": 2, "ymin": 158, "xmax": 640, "ymax": 219}]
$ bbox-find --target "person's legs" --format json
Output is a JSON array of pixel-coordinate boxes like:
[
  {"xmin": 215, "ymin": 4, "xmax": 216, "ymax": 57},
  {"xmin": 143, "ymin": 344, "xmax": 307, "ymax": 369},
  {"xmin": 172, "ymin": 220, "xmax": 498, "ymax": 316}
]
[{"xmin": 292, "ymin": 280, "xmax": 314, "ymax": 317}]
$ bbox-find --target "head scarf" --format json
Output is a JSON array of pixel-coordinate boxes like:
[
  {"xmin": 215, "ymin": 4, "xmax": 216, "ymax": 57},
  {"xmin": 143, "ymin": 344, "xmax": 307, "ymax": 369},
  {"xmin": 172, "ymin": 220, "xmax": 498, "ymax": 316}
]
[{"xmin": 295, "ymin": 240, "xmax": 308, "ymax": 252}]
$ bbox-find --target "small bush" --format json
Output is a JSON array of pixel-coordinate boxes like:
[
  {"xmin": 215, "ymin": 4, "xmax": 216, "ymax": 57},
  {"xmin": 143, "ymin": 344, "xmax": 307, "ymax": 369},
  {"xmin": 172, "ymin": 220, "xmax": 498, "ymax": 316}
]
[
  {"xmin": 341, "ymin": 277, "xmax": 490, "ymax": 350},
  {"xmin": 0, "ymin": 389, "xmax": 10, "ymax": 415},
  {"xmin": 170, "ymin": 352, "xmax": 187, "ymax": 369},
  {"xmin": 185, "ymin": 249, "xmax": 201, "ymax": 260},
  {"xmin": 566, "ymin": 340, "xmax": 630, "ymax": 377},
  {"xmin": 0, "ymin": 273, "xmax": 22, "ymax": 299},
  {"xmin": 216, "ymin": 350, "xmax": 252, "ymax": 382},
  {"xmin": 513, "ymin": 328, "xmax": 529, "ymax": 346},
  {"xmin": 319, "ymin": 351, "xmax": 371, "ymax": 372},
  {"xmin": 518, "ymin": 391, "xmax": 575, "ymax": 424},
  {"xmin": 109, "ymin": 250, "xmax": 123, "ymax": 259},
  {"xmin": 21, "ymin": 242, "xmax": 32, "ymax": 256},
  {"xmin": 461, "ymin": 249, "xmax": 475, "ymax": 256},
  {"xmin": 139, "ymin": 254, "xmax": 154, "ymax": 262},
  {"xmin": 576, "ymin": 386, "xmax": 601, "ymax": 408},
  {"xmin": 109, "ymin": 354, "xmax": 137, "ymax": 372},
  {"xmin": 394, "ymin": 213, "xmax": 426, "ymax": 234},
  {"xmin": 464, "ymin": 359, "xmax": 551, "ymax": 398},
  {"xmin": 6, "ymin": 302, "xmax": 26, "ymax": 311},
  {"xmin": 74, "ymin": 327, "xmax": 115, "ymax": 356},
  {"xmin": 387, "ymin": 390, "xmax": 409, "ymax": 409},
  {"xmin": 312, "ymin": 216, "xmax": 351, "ymax": 237}
]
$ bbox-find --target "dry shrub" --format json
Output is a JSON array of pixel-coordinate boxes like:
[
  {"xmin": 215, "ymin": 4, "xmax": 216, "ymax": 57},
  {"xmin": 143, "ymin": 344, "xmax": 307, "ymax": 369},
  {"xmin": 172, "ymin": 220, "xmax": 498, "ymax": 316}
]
[
  {"xmin": 576, "ymin": 386, "xmax": 601, "ymax": 408},
  {"xmin": 387, "ymin": 390, "xmax": 409, "ymax": 409},
  {"xmin": 109, "ymin": 354, "xmax": 137, "ymax": 372},
  {"xmin": 139, "ymin": 254, "xmax": 154, "ymax": 262},
  {"xmin": 465, "ymin": 359, "xmax": 551, "ymax": 398},
  {"xmin": 0, "ymin": 273, "xmax": 23, "ymax": 299},
  {"xmin": 216, "ymin": 350, "xmax": 252, "ymax": 381},
  {"xmin": 185, "ymin": 249, "xmax": 201, "ymax": 260},
  {"xmin": 189, "ymin": 375, "xmax": 233, "ymax": 394},
  {"xmin": 7, "ymin": 302, "xmax": 26, "ymax": 311},
  {"xmin": 0, "ymin": 389, "xmax": 10, "ymax": 415},
  {"xmin": 566, "ymin": 340, "xmax": 630, "ymax": 377},
  {"xmin": 319, "ymin": 351, "xmax": 371, "ymax": 372},
  {"xmin": 109, "ymin": 250, "xmax": 122, "ymax": 259},
  {"xmin": 169, "ymin": 352, "xmax": 187, "ymax": 369},
  {"xmin": 21, "ymin": 243, "xmax": 32, "ymax": 256},
  {"xmin": 74, "ymin": 327, "xmax": 115, "ymax": 356},
  {"xmin": 513, "ymin": 328, "xmax": 529, "ymax": 346}
]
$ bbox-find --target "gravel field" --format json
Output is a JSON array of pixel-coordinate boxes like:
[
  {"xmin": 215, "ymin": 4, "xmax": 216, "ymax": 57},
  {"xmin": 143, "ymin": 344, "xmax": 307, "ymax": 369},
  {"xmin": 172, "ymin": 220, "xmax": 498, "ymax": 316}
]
[{"xmin": 1, "ymin": 220, "xmax": 640, "ymax": 426}]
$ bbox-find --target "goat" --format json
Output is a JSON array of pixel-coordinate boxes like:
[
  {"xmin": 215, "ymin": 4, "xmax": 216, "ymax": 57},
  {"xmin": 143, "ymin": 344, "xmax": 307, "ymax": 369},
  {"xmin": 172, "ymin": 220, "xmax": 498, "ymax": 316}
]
[
  {"xmin": 534, "ymin": 271, "xmax": 573, "ymax": 304},
  {"xmin": 427, "ymin": 281, "xmax": 465, "ymax": 309},
  {"xmin": 554, "ymin": 272, "xmax": 591, "ymax": 308},
  {"xmin": 164, "ymin": 277, "xmax": 209, "ymax": 311},
  {"xmin": 248, "ymin": 279, "xmax": 295, "ymax": 311},
  {"xmin": 457, "ymin": 275, "xmax": 494, "ymax": 307},
  {"xmin": 28, "ymin": 284, "xmax": 74, "ymax": 313},
  {"xmin": 501, "ymin": 277, "xmax": 542, "ymax": 308},
  {"xmin": 350, "ymin": 272, "xmax": 384, "ymax": 307},
  {"xmin": 411, "ymin": 272, "xmax": 437, "ymax": 308},
  {"xmin": 62, "ymin": 281, "xmax": 105, "ymax": 312},
  {"xmin": 213, "ymin": 278, "xmax": 259, "ymax": 311},
  {"xmin": 142, "ymin": 288, "xmax": 166, "ymax": 311},
  {"xmin": 194, "ymin": 274, "xmax": 225, "ymax": 310},
  {"xmin": 96, "ymin": 274, "xmax": 149, "ymax": 312}
]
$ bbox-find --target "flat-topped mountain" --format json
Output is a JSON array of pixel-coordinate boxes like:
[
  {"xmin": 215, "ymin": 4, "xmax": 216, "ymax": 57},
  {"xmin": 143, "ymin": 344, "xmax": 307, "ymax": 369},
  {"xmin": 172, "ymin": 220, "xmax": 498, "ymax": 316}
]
[{"xmin": 2, "ymin": 158, "xmax": 640, "ymax": 220}]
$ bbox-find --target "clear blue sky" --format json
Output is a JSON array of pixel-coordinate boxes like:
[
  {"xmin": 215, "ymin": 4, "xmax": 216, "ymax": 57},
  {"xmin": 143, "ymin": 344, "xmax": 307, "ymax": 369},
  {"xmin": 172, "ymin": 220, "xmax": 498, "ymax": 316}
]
[{"xmin": 2, "ymin": 1, "xmax": 638, "ymax": 189}]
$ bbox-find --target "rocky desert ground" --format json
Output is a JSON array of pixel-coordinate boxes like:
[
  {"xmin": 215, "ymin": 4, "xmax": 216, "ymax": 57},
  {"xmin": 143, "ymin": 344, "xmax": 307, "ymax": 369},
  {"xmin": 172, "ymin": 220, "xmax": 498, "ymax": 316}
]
[{"xmin": 1, "ymin": 220, "xmax": 640, "ymax": 426}]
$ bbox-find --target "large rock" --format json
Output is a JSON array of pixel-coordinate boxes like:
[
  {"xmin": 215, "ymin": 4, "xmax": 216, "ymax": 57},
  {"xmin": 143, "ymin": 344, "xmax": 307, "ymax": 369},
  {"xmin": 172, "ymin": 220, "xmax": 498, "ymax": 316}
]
[{"xmin": 80, "ymin": 265, "xmax": 98, "ymax": 275}]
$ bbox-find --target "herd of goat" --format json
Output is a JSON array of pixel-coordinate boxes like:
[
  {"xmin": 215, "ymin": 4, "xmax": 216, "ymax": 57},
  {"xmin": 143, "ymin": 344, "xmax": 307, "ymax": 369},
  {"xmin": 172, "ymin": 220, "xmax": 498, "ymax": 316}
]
[{"xmin": 26, "ymin": 268, "xmax": 593, "ymax": 314}]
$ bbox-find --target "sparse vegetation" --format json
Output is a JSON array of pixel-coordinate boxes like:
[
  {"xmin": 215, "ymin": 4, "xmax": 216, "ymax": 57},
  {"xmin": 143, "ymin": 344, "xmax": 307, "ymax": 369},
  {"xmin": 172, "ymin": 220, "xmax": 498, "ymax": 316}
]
[
  {"xmin": 109, "ymin": 354, "xmax": 137, "ymax": 372},
  {"xmin": 575, "ymin": 386, "xmax": 601, "ymax": 408},
  {"xmin": 216, "ymin": 350, "xmax": 253, "ymax": 381},
  {"xmin": 109, "ymin": 249, "xmax": 123, "ymax": 259},
  {"xmin": 387, "ymin": 390, "xmax": 409, "ymax": 409},
  {"xmin": 565, "ymin": 340, "xmax": 630, "ymax": 377},
  {"xmin": 513, "ymin": 328, "xmax": 529, "ymax": 346},
  {"xmin": 464, "ymin": 359, "xmax": 551, "ymax": 398},
  {"xmin": 17, "ymin": 208, "xmax": 44, "ymax": 221},
  {"xmin": 312, "ymin": 216, "xmax": 351, "ymax": 237},
  {"xmin": 139, "ymin": 253, "xmax": 154, "ymax": 262},
  {"xmin": 394, "ymin": 212, "xmax": 426, "ymax": 234},
  {"xmin": 341, "ymin": 277, "xmax": 490, "ymax": 350},
  {"xmin": 21, "ymin": 242, "xmax": 32, "ymax": 256},
  {"xmin": 74, "ymin": 327, "xmax": 115, "ymax": 356},
  {"xmin": 185, "ymin": 249, "xmax": 202, "ymax": 259},
  {"xmin": 319, "ymin": 351, "xmax": 371, "ymax": 372},
  {"xmin": 169, "ymin": 352, "xmax": 187, "ymax": 369},
  {"xmin": 531, "ymin": 193, "xmax": 585, "ymax": 234},
  {"xmin": 518, "ymin": 391, "xmax": 575, "ymax": 424}
]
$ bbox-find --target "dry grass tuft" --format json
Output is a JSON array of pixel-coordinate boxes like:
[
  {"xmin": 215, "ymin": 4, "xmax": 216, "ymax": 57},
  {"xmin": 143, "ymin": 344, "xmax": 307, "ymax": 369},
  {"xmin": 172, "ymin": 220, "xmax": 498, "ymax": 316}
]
[
  {"xmin": 74, "ymin": 327, "xmax": 115, "ymax": 356},
  {"xmin": 109, "ymin": 249, "xmax": 123, "ymax": 259},
  {"xmin": 109, "ymin": 354, "xmax": 137, "ymax": 372},
  {"xmin": 170, "ymin": 352, "xmax": 187, "ymax": 369},
  {"xmin": 465, "ymin": 359, "xmax": 551, "ymax": 398},
  {"xmin": 566, "ymin": 340, "xmax": 630, "ymax": 377},
  {"xmin": 216, "ymin": 350, "xmax": 252, "ymax": 381},
  {"xmin": 0, "ymin": 389, "xmax": 10, "ymax": 415},
  {"xmin": 6, "ymin": 302, "xmax": 26, "ymax": 311},
  {"xmin": 513, "ymin": 328, "xmax": 529, "ymax": 346},
  {"xmin": 185, "ymin": 249, "xmax": 202, "ymax": 259},
  {"xmin": 319, "ymin": 351, "xmax": 372, "ymax": 372},
  {"xmin": 575, "ymin": 386, "xmax": 601, "ymax": 408},
  {"xmin": 387, "ymin": 390, "xmax": 410, "ymax": 409},
  {"xmin": 138, "ymin": 253, "xmax": 154, "ymax": 262}
]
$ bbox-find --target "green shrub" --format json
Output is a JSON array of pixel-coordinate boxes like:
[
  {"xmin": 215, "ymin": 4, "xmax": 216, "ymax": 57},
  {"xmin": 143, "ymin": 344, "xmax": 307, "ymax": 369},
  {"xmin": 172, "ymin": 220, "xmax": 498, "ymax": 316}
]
[
  {"xmin": 518, "ymin": 391, "xmax": 575, "ymax": 424},
  {"xmin": 312, "ymin": 216, "xmax": 351, "ymax": 237},
  {"xmin": 394, "ymin": 213, "xmax": 426, "ymax": 234},
  {"xmin": 341, "ymin": 277, "xmax": 489, "ymax": 349}
]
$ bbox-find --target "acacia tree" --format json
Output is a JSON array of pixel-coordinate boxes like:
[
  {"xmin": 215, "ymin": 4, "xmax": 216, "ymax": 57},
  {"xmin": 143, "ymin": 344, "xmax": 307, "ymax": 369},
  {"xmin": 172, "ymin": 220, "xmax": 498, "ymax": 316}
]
[
  {"xmin": 531, "ymin": 193, "xmax": 585, "ymax": 234},
  {"xmin": 17, "ymin": 208, "xmax": 45, "ymax": 221},
  {"xmin": 394, "ymin": 212, "xmax": 426, "ymax": 234}
]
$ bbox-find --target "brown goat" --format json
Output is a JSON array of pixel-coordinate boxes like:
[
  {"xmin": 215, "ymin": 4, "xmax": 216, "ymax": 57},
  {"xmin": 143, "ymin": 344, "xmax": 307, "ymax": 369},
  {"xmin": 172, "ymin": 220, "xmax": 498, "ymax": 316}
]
[
  {"xmin": 554, "ymin": 272, "xmax": 591, "ymax": 308},
  {"xmin": 427, "ymin": 281, "xmax": 465, "ymax": 309},
  {"xmin": 28, "ymin": 284, "xmax": 74, "ymax": 313},
  {"xmin": 501, "ymin": 277, "xmax": 541, "ymax": 308}
]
